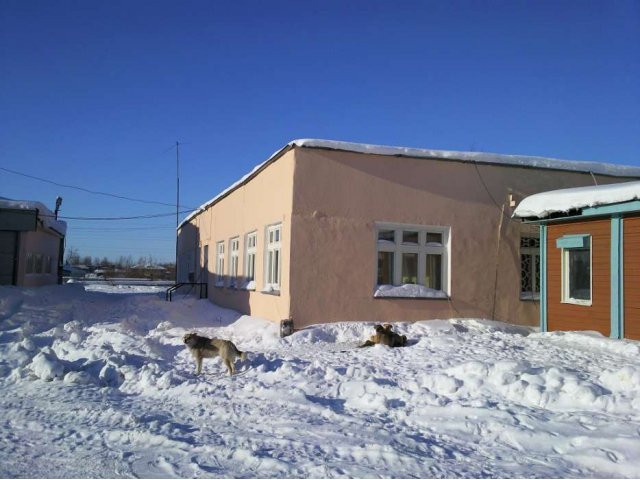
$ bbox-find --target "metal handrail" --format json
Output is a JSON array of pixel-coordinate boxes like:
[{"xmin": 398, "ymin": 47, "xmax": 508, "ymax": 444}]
[{"xmin": 166, "ymin": 282, "xmax": 208, "ymax": 301}]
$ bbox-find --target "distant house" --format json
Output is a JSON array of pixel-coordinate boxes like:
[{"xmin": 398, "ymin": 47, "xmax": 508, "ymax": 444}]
[
  {"xmin": 62, "ymin": 264, "xmax": 89, "ymax": 279},
  {"xmin": 177, "ymin": 139, "xmax": 640, "ymax": 332},
  {"xmin": 514, "ymin": 181, "xmax": 640, "ymax": 340},
  {"xmin": 0, "ymin": 198, "xmax": 67, "ymax": 286}
]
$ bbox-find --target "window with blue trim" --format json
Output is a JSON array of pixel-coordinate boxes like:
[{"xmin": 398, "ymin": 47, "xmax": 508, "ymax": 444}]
[{"xmin": 559, "ymin": 234, "xmax": 592, "ymax": 306}]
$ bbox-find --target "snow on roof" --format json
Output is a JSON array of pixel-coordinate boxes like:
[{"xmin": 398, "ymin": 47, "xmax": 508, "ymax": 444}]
[
  {"xmin": 0, "ymin": 198, "xmax": 67, "ymax": 235},
  {"xmin": 292, "ymin": 139, "xmax": 640, "ymax": 177},
  {"xmin": 513, "ymin": 181, "xmax": 640, "ymax": 219},
  {"xmin": 179, "ymin": 139, "xmax": 640, "ymax": 228}
]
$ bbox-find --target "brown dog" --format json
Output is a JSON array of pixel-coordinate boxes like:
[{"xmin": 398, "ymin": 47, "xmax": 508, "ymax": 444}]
[
  {"xmin": 183, "ymin": 332, "xmax": 247, "ymax": 375},
  {"xmin": 358, "ymin": 324, "xmax": 407, "ymax": 348}
]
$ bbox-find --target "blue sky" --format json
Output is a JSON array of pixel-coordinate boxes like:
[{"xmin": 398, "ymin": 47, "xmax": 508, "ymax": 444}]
[{"xmin": 1, "ymin": 0, "xmax": 639, "ymax": 263}]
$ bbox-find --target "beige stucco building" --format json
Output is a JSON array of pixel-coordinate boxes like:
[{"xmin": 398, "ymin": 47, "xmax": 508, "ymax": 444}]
[
  {"xmin": 0, "ymin": 198, "xmax": 67, "ymax": 286},
  {"xmin": 177, "ymin": 139, "xmax": 640, "ymax": 332}
]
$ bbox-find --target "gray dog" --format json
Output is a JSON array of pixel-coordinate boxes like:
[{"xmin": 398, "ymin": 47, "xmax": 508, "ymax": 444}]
[{"xmin": 183, "ymin": 332, "xmax": 247, "ymax": 376}]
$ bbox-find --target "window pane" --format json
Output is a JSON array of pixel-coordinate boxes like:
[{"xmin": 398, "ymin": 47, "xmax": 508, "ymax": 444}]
[
  {"xmin": 426, "ymin": 232, "xmax": 443, "ymax": 246},
  {"xmin": 402, "ymin": 231, "xmax": 419, "ymax": 245},
  {"xmin": 248, "ymin": 253, "xmax": 255, "ymax": 281},
  {"xmin": 569, "ymin": 248, "xmax": 590, "ymax": 300},
  {"xmin": 378, "ymin": 229, "xmax": 395, "ymax": 243},
  {"xmin": 424, "ymin": 254, "xmax": 442, "ymax": 290},
  {"xmin": 377, "ymin": 251, "xmax": 394, "ymax": 285},
  {"xmin": 521, "ymin": 237, "xmax": 540, "ymax": 249},
  {"xmin": 274, "ymin": 249, "xmax": 280, "ymax": 284},
  {"xmin": 401, "ymin": 253, "xmax": 418, "ymax": 284},
  {"xmin": 521, "ymin": 254, "xmax": 533, "ymax": 293}
]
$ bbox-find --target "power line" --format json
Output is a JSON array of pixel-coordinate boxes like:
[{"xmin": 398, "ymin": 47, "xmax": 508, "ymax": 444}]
[
  {"xmin": 40, "ymin": 209, "xmax": 195, "ymax": 221},
  {"xmin": 0, "ymin": 145, "xmax": 195, "ymax": 209},
  {"xmin": 72, "ymin": 225, "xmax": 175, "ymax": 231}
]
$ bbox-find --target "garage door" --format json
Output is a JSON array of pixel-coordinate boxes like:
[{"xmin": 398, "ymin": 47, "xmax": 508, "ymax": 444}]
[{"xmin": 0, "ymin": 231, "xmax": 17, "ymax": 285}]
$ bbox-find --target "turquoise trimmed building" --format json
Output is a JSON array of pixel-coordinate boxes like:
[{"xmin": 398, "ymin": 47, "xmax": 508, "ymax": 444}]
[{"xmin": 514, "ymin": 181, "xmax": 640, "ymax": 341}]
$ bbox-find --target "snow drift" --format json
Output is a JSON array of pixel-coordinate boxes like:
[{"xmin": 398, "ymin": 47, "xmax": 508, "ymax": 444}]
[{"xmin": 1, "ymin": 284, "xmax": 639, "ymax": 478}]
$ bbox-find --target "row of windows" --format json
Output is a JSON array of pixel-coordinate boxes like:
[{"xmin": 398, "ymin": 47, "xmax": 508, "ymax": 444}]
[
  {"xmin": 26, "ymin": 253, "xmax": 53, "ymax": 275},
  {"xmin": 198, "ymin": 222, "xmax": 546, "ymax": 301},
  {"xmin": 520, "ymin": 235, "xmax": 592, "ymax": 306},
  {"xmin": 206, "ymin": 224, "xmax": 282, "ymax": 292},
  {"xmin": 377, "ymin": 226, "xmax": 543, "ymax": 302}
]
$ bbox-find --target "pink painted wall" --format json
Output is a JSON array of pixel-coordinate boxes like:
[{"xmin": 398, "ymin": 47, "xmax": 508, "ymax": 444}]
[
  {"xmin": 179, "ymin": 145, "xmax": 636, "ymax": 330},
  {"xmin": 288, "ymin": 147, "xmax": 632, "ymax": 328},
  {"xmin": 178, "ymin": 150, "xmax": 296, "ymax": 322}
]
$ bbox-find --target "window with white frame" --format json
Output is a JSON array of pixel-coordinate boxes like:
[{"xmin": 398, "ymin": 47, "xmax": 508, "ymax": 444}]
[
  {"xmin": 520, "ymin": 236, "xmax": 540, "ymax": 300},
  {"xmin": 229, "ymin": 237, "xmax": 240, "ymax": 287},
  {"xmin": 245, "ymin": 231, "xmax": 257, "ymax": 286},
  {"xmin": 560, "ymin": 235, "xmax": 592, "ymax": 305},
  {"xmin": 264, "ymin": 224, "xmax": 282, "ymax": 291},
  {"xmin": 215, "ymin": 241, "xmax": 225, "ymax": 286},
  {"xmin": 376, "ymin": 223, "xmax": 449, "ymax": 294}
]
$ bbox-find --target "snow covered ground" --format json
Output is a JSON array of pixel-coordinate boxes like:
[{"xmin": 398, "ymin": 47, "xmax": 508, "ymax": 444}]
[{"xmin": 1, "ymin": 284, "xmax": 639, "ymax": 478}]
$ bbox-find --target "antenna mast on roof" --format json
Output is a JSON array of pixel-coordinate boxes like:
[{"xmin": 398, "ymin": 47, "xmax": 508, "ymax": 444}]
[{"xmin": 175, "ymin": 141, "xmax": 180, "ymax": 283}]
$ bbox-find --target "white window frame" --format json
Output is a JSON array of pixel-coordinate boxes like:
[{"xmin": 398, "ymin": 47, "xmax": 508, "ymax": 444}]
[
  {"xmin": 375, "ymin": 222, "xmax": 450, "ymax": 295},
  {"xmin": 561, "ymin": 236, "xmax": 592, "ymax": 306},
  {"xmin": 215, "ymin": 241, "xmax": 225, "ymax": 287},
  {"xmin": 264, "ymin": 223, "xmax": 282, "ymax": 292},
  {"xmin": 520, "ymin": 235, "xmax": 540, "ymax": 301},
  {"xmin": 229, "ymin": 237, "xmax": 240, "ymax": 287},
  {"xmin": 245, "ymin": 231, "xmax": 257, "ymax": 287}
]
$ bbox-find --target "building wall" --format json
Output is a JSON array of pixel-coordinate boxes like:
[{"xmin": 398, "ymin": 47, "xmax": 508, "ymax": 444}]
[
  {"xmin": 546, "ymin": 219, "xmax": 611, "ymax": 336},
  {"xmin": 178, "ymin": 150, "xmax": 296, "ymax": 322},
  {"xmin": 288, "ymin": 147, "xmax": 631, "ymax": 328},
  {"xmin": 623, "ymin": 215, "xmax": 640, "ymax": 340},
  {"xmin": 17, "ymin": 229, "xmax": 63, "ymax": 287}
]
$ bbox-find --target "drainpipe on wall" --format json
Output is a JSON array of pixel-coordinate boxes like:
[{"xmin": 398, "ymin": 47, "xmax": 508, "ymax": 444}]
[{"xmin": 539, "ymin": 224, "xmax": 548, "ymax": 333}]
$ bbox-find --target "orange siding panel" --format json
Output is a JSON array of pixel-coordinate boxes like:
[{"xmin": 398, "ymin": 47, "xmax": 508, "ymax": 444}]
[
  {"xmin": 624, "ymin": 216, "xmax": 640, "ymax": 340},
  {"xmin": 547, "ymin": 219, "xmax": 610, "ymax": 336}
]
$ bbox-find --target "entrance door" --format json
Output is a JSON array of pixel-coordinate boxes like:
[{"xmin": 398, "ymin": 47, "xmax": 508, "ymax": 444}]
[{"xmin": 0, "ymin": 231, "xmax": 17, "ymax": 285}]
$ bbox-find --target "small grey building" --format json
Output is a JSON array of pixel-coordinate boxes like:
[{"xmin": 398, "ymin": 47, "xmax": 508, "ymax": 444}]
[{"xmin": 0, "ymin": 198, "xmax": 67, "ymax": 286}]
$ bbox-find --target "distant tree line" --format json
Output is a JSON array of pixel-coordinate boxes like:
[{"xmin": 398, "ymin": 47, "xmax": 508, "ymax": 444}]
[{"xmin": 65, "ymin": 246, "xmax": 175, "ymax": 280}]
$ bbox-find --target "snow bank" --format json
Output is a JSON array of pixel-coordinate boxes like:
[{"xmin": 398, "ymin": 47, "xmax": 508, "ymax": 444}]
[
  {"xmin": 1, "ymin": 284, "xmax": 640, "ymax": 478},
  {"xmin": 513, "ymin": 180, "xmax": 640, "ymax": 219},
  {"xmin": 28, "ymin": 347, "xmax": 65, "ymax": 381}
]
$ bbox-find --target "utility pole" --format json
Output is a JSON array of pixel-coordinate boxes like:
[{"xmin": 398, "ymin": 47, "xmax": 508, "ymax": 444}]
[{"xmin": 175, "ymin": 141, "xmax": 180, "ymax": 283}]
